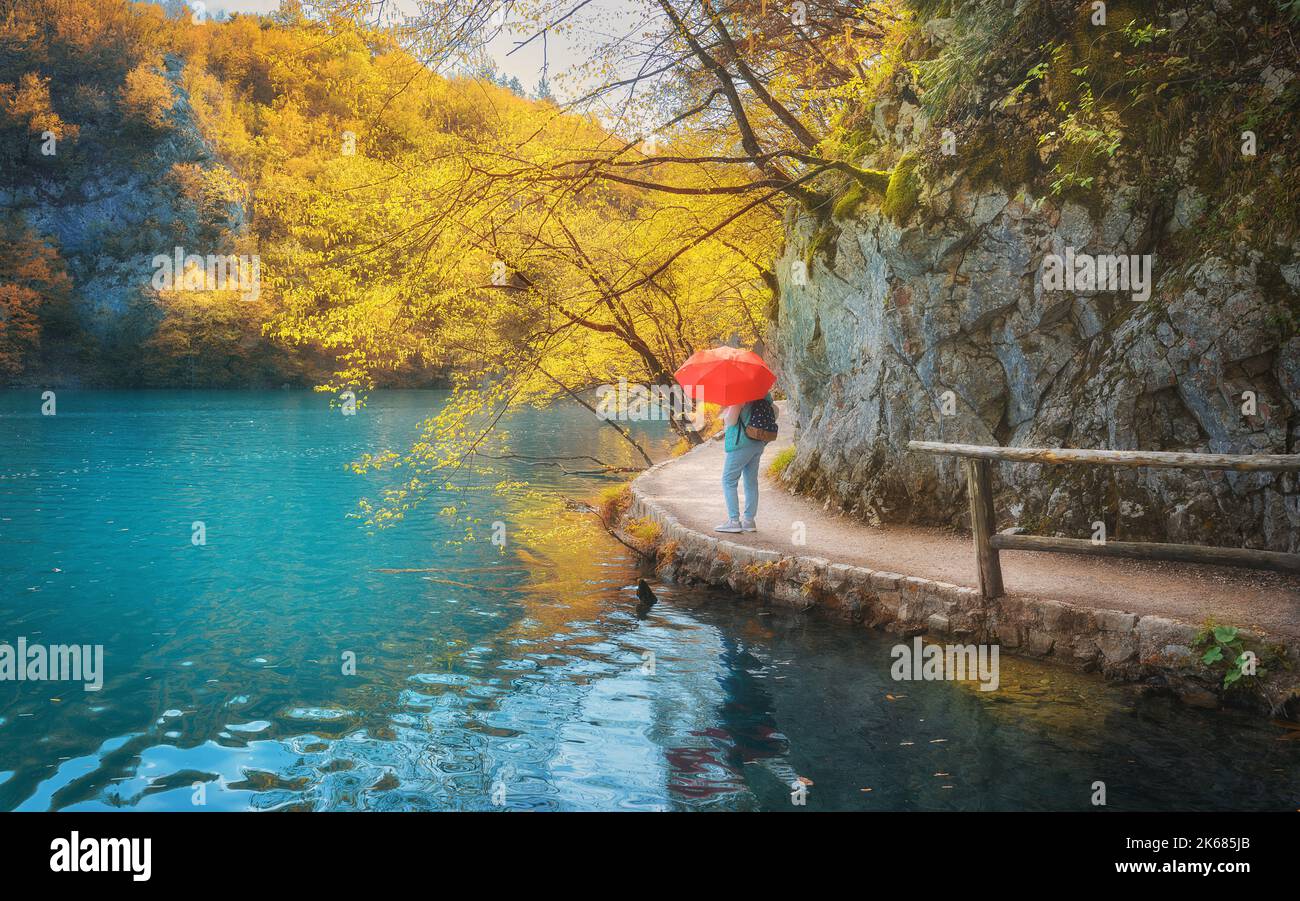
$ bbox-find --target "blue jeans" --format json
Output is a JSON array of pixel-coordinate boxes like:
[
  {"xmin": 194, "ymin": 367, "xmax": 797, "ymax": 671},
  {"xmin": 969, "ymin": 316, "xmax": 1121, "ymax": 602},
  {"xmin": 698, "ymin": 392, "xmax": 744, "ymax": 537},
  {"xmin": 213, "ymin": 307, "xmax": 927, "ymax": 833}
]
[{"xmin": 721, "ymin": 441, "xmax": 765, "ymax": 521}]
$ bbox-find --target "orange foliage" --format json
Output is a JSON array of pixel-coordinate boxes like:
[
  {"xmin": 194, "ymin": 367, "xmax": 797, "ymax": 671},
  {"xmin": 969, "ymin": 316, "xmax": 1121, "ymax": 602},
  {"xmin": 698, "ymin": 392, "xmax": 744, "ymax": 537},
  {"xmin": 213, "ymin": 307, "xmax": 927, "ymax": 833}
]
[{"xmin": 0, "ymin": 222, "xmax": 72, "ymax": 378}]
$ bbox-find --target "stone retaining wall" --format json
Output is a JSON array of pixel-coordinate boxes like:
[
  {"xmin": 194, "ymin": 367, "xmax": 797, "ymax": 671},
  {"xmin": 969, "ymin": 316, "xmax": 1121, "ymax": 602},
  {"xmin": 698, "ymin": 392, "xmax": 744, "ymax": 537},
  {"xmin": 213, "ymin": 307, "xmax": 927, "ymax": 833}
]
[{"xmin": 626, "ymin": 477, "xmax": 1300, "ymax": 716}]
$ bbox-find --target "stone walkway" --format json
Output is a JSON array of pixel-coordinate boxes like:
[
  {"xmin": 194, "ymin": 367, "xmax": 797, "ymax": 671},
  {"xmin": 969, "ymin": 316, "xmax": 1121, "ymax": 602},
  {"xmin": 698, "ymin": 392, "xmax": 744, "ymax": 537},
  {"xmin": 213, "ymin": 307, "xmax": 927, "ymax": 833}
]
[{"xmin": 635, "ymin": 419, "xmax": 1300, "ymax": 640}]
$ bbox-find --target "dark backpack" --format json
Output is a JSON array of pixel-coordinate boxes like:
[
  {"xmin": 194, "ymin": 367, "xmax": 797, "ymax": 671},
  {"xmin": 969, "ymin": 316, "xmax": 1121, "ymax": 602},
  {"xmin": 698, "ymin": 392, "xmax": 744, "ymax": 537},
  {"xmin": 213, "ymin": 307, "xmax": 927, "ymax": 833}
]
[{"xmin": 743, "ymin": 398, "xmax": 779, "ymax": 442}]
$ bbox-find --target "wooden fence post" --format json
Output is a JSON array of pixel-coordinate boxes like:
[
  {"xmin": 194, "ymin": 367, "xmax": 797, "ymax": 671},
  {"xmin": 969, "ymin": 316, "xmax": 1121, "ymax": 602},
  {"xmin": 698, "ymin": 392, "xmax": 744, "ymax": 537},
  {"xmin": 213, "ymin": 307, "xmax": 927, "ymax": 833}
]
[{"xmin": 964, "ymin": 458, "xmax": 1003, "ymax": 599}]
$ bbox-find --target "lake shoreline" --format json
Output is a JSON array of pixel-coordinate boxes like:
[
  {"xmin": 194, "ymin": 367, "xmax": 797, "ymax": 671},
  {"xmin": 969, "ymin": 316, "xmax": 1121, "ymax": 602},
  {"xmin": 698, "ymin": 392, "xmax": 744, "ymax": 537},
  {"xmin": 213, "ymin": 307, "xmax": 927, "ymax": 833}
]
[{"xmin": 622, "ymin": 441, "xmax": 1300, "ymax": 720}]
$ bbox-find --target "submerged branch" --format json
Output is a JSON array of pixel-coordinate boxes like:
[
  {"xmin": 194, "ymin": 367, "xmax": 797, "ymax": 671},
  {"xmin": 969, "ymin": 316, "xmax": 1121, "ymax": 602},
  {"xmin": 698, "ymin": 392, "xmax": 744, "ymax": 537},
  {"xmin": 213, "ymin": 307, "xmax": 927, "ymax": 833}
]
[
  {"xmin": 578, "ymin": 504, "xmax": 650, "ymax": 557},
  {"xmin": 470, "ymin": 451, "xmax": 644, "ymax": 475}
]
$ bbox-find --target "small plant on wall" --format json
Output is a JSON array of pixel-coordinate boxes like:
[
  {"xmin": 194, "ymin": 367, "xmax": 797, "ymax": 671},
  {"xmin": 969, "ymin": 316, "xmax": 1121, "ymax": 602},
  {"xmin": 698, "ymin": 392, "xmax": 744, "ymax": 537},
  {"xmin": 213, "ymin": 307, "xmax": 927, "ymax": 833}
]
[{"xmin": 1193, "ymin": 623, "xmax": 1288, "ymax": 694}]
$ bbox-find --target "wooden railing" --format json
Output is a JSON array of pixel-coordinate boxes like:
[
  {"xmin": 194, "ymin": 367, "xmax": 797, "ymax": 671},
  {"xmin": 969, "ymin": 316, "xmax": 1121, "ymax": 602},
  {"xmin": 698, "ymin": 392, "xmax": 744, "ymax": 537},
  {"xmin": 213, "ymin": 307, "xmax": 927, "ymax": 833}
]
[{"xmin": 908, "ymin": 440, "xmax": 1300, "ymax": 599}]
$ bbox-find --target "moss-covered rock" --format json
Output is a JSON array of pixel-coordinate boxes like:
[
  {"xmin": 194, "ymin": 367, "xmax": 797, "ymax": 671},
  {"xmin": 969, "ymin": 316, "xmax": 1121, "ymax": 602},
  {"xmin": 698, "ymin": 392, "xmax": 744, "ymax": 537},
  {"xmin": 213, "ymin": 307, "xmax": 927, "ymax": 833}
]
[
  {"xmin": 804, "ymin": 223, "xmax": 840, "ymax": 271},
  {"xmin": 964, "ymin": 128, "xmax": 1040, "ymax": 193},
  {"xmin": 882, "ymin": 154, "xmax": 923, "ymax": 223},
  {"xmin": 832, "ymin": 170, "xmax": 891, "ymax": 221},
  {"xmin": 832, "ymin": 181, "xmax": 869, "ymax": 222}
]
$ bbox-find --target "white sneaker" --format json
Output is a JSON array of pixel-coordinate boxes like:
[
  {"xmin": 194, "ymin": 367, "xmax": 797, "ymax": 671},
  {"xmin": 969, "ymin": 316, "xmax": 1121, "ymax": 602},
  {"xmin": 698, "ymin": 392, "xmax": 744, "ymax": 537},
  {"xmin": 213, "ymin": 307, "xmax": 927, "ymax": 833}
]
[
  {"xmin": 714, "ymin": 520, "xmax": 744, "ymax": 533},
  {"xmin": 740, "ymin": 518, "xmax": 756, "ymax": 532}
]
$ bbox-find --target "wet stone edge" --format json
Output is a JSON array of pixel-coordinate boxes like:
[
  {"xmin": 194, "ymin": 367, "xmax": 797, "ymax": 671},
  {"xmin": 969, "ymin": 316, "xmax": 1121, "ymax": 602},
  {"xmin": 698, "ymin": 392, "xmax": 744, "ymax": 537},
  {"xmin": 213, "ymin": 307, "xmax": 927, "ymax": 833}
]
[{"xmin": 622, "ymin": 456, "xmax": 1300, "ymax": 719}]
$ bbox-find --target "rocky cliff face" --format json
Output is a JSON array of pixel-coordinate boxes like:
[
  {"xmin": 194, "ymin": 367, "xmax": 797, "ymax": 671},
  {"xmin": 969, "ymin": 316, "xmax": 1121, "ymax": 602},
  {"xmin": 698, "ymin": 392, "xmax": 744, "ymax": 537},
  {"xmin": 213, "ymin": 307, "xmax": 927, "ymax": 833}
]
[
  {"xmin": 771, "ymin": 0, "xmax": 1300, "ymax": 552},
  {"xmin": 23, "ymin": 56, "xmax": 243, "ymax": 320},
  {"xmin": 4, "ymin": 54, "xmax": 247, "ymax": 384}
]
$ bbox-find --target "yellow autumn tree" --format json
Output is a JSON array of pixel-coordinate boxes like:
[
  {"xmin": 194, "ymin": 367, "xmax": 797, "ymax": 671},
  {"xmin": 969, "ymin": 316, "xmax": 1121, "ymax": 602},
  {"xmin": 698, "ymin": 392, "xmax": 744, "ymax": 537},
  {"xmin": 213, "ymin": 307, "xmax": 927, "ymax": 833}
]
[
  {"xmin": 119, "ymin": 58, "xmax": 176, "ymax": 130},
  {"xmin": 264, "ymin": 1, "xmax": 907, "ymax": 524}
]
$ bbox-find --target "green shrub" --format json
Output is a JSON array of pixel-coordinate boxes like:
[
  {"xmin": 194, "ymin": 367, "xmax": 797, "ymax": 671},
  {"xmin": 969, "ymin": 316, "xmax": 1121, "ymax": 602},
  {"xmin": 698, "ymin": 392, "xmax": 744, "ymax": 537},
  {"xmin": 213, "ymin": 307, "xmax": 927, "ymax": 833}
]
[
  {"xmin": 624, "ymin": 517, "xmax": 661, "ymax": 546},
  {"xmin": 596, "ymin": 483, "xmax": 631, "ymax": 523},
  {"xmin": 913, "ymin": 0, "xmax": 1019, "ymax": 118},
  {"xmin": 768, "ymin": 446, "xmax": 796, "ymax": 480}
]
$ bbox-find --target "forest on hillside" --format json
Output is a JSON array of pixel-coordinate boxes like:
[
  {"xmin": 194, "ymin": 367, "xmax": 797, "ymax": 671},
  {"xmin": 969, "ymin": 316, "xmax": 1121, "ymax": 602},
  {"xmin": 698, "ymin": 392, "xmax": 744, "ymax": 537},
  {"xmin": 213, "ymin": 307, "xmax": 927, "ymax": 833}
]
[
  {"xmin": 0, "ymin": 1, "xmax": 563, "ymax": 388},
  {"xmin": 1, "ymin": 0, "xmax": 774, "ymax": 393}
]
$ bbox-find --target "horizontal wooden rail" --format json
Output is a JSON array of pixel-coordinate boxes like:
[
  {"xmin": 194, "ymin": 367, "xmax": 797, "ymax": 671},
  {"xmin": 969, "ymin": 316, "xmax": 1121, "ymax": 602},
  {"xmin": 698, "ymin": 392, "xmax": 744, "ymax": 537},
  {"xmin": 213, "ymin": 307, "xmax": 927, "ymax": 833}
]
[
  {"xmin": 990, "ymin": 534, "xmax": 1300, "ymax": 574},
  {"xmin": 908, "ymin": 440, "xmax": 1300, "ymax": 472},
  {"xmin": 907, "ymin": 440, "xmax": 1300, "ymax": 597}
]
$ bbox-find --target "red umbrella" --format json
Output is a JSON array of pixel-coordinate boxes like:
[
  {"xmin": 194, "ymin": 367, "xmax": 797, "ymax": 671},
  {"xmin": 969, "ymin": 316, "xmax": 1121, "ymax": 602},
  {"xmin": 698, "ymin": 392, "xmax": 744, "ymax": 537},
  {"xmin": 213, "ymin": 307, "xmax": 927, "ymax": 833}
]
[{"xmin": 674, "ymin": 346, "xmax": 776, "ymax": 406}]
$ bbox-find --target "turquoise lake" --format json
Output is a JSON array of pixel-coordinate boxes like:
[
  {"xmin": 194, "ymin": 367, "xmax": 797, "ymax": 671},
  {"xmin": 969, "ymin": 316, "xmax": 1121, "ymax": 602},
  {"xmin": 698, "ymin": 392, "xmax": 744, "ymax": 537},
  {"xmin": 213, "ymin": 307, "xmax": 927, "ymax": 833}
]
[{"xmin": 0, "ymin": 389, "xmax": 1296, "ymax": 811}]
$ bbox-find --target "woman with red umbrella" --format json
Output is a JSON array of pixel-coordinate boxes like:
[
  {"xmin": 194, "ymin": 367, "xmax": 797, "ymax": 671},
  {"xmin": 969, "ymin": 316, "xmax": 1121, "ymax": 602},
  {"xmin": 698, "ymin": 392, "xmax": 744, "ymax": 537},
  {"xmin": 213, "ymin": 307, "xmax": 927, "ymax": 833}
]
[{"xmin": 674, "ymin": 347, "xmax": 780, "ymax": 533}]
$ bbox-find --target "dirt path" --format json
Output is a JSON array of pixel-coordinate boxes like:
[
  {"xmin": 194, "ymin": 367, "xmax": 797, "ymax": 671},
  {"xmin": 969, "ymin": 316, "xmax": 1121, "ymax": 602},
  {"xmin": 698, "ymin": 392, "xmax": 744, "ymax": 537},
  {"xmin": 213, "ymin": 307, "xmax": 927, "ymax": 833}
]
[{"xmin": 636, "ymin": 417, "xmax": 1300, "ymax": 640}]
